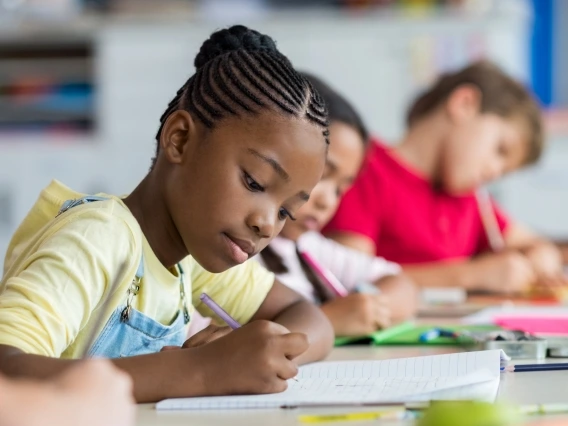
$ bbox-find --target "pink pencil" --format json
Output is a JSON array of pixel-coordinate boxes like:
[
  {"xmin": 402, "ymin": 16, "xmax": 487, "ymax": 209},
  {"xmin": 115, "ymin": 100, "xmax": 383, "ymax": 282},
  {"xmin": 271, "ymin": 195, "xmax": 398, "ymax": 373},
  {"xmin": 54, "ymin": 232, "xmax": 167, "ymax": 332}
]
[{"xmin": 299, "ymin": 251, "xmax": 349, "ymax": 297}]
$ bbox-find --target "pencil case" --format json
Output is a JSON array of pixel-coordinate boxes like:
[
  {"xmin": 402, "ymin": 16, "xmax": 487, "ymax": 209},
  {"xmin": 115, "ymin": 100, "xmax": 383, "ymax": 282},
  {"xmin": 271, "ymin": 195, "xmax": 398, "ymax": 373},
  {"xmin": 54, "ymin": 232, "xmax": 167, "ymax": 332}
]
[
  {"xmin": 545, "ymin": 337, "xmax": 568, "ymax": 358},
  {"xmin": 481, "ymin": 331, "xmax": 547, "ymax": 360}
]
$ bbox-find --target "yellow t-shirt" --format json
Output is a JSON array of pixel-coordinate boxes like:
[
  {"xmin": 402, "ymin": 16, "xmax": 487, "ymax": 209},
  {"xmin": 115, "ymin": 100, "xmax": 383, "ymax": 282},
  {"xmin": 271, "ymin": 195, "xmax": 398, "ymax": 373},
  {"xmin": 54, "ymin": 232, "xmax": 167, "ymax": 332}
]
[{"xmin": 0, "ymin": 180, "xmax": 274, "ymax": 358}]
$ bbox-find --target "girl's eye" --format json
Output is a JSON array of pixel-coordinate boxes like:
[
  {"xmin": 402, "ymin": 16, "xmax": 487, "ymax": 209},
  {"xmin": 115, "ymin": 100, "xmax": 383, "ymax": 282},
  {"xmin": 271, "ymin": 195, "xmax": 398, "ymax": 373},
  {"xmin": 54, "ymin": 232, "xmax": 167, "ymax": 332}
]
[
  {"xmin": 278, "ymin": 207, "xmax": 296, "ymax": 221},
  {"xmin": 244, "ymin": 172, "xmax": 264, "ymax": 192}
]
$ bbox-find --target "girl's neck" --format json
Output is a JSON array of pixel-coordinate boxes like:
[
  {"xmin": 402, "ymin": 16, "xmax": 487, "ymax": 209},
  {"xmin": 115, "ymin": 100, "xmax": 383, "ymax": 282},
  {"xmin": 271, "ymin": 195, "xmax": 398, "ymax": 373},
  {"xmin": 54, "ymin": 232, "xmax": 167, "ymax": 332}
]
[
  {"xmin": 123, "ymin": 175, "xmax": 189, "ymax": 268},
  {"xmin": 393, "ymin": 114, "xmax": 446, "ymax": 183}
]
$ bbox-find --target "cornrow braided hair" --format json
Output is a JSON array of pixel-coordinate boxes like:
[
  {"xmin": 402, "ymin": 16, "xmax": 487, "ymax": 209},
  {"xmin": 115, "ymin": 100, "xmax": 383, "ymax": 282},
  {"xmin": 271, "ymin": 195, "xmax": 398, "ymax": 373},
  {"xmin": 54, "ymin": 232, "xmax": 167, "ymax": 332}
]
[{"xmin": 152, "ymin": 25, "xmax": 329, "ymax": 166}]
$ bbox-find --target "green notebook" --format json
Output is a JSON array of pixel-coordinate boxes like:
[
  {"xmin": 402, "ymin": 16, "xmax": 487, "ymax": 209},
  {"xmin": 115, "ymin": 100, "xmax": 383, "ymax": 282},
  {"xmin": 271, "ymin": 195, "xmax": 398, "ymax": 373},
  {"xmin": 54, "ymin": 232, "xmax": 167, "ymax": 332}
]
[{"xmin": 334, "ymin": 322, "xmax": 501, "ymax": 346}]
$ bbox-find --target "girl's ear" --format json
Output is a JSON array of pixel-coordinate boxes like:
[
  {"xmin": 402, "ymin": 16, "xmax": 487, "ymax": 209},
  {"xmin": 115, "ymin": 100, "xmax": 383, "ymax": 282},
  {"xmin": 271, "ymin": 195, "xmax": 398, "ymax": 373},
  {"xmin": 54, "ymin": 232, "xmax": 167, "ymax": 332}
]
[
  {"xmin": 445, "ymin": 84, "xmax": 482, "ymax": 125},
  {"xmin": 159, "ymin": 110, "xmax": 198, "ymax": 165}
]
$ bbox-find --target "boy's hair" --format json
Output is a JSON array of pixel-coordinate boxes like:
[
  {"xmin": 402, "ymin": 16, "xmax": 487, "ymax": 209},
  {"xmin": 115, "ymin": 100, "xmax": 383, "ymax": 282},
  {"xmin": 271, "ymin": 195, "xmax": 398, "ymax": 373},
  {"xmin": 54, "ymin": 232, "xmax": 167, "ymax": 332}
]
[
  {"xmin": 301, "ymin": 72, "xmax": 369, "ymax": 143},
  {"xmin": 153, "ymin": 25, "xmax": 329, "ymax": 166},
  {"xmin": 406, "ymin": 60, "xmax": 544, "ymax": 165}
]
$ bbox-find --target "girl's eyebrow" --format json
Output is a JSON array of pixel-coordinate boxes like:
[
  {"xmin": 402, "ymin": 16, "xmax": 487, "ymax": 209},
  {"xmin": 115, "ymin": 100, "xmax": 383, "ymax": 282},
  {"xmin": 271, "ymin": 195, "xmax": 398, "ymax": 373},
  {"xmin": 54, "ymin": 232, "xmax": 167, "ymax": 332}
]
[
  {"xmin": 247, "ymin": 148, "xmax": 290, "ymax": 182},
  {"xmin": 247, "ymin": 148, "xmax": 310, "ymax": 201}
]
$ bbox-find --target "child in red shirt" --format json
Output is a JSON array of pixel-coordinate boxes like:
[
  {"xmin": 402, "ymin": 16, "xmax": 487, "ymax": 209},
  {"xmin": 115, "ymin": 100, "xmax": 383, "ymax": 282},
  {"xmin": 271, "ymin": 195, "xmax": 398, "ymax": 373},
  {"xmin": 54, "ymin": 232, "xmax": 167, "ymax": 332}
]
[{"xmin": 325, "ymin": 61, "xmax": 563, "ymax": 294}]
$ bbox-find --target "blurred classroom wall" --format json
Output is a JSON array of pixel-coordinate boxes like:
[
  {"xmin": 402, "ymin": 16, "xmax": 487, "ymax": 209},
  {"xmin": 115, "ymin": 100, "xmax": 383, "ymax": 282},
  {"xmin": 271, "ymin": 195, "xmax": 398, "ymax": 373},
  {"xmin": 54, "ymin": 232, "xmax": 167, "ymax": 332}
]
[{"xmin": 0, "ymin": 0, "xmax": 566, "ymax": 270}]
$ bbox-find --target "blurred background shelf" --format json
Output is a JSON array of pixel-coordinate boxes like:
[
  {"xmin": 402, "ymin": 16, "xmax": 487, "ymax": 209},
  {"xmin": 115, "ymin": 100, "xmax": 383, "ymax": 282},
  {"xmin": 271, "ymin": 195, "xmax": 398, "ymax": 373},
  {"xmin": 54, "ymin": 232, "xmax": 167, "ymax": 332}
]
[
  {"xmin": 0, "ymin": 0, "xmax": 567, "ymax": 269},
  {"xmin": 0, "ymin": 38, "xmax": 95, "ymax": 137}
]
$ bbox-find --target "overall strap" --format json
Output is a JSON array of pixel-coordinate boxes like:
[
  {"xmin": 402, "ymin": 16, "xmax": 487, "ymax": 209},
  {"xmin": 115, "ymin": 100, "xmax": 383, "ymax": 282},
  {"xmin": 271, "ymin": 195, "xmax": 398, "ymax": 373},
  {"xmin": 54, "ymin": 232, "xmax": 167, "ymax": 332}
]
[{"xmin": 57, "ymin": 195, "xmax": 110, "ymax": 217}]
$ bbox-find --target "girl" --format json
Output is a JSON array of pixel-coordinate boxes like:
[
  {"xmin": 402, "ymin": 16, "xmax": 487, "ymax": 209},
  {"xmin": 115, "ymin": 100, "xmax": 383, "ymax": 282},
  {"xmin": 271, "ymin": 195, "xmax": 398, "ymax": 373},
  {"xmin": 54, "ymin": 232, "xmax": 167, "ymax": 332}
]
[
  {"xmin": 324, "ymin": 61, "xmax": 564, "ymax": 294},
  {"xmin": 0, "ymin": 25, "xmax": 334, "ymax": 403},
  {"xmin": 0, "ymin": 360, "xmax": 134, "ymax": 426},
  {"xmin": 259, "ymin": 73, "xmax": 417, "ymax": 337}
]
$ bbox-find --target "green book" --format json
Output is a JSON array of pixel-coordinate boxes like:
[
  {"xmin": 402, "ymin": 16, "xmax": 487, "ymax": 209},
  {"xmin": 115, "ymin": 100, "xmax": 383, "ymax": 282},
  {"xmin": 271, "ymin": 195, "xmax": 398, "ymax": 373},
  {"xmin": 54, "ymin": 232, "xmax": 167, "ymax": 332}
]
[{"xmin": 334, "ymin": 322, "xmax": 501, "ymax": 347}]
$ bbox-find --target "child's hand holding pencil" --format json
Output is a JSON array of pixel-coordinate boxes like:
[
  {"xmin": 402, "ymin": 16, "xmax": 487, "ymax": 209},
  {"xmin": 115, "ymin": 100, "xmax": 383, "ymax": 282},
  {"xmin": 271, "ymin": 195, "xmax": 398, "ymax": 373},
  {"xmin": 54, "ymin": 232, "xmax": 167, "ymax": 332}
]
[
  {"xmin": 320, "ymin": 293, "xmax": 391, "ymax": 336},
  {"xmin": 161, "ymin": 324, "xmax": 232, "ymax": 352},
  {"xmin": 471, "ymin": 251, "xmax": 535, "ymax": 294},
  {"xmin": 188, "ymin": 320, "xmax": 308, "ymax": 395},
  {"xmin": 521, "ymin": 242, "xmax": 566, "ymax": 285}
]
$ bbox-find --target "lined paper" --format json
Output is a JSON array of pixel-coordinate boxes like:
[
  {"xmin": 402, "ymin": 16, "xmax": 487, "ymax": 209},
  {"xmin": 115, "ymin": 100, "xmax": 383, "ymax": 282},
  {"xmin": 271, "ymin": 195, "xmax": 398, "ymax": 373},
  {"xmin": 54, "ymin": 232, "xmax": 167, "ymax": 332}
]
[{"xmin": 157, "ymin": 350, "xmax": 503, "ymax": 410}]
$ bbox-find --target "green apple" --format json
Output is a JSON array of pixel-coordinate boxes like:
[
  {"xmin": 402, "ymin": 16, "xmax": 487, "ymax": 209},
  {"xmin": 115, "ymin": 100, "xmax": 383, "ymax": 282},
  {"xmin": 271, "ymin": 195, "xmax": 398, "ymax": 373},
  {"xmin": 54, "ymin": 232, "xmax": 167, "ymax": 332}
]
[{"xmin": 419, "ymin": 401, "xmax": 521, "ymax": 426}]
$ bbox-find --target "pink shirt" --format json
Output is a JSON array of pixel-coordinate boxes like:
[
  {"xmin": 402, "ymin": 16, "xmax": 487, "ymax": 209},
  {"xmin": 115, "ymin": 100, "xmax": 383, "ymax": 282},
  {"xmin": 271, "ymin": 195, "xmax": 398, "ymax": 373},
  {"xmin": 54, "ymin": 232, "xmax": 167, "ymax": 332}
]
[{"xmin": 324, "ymin": 139, "xmax": 510, "ymax": 265}]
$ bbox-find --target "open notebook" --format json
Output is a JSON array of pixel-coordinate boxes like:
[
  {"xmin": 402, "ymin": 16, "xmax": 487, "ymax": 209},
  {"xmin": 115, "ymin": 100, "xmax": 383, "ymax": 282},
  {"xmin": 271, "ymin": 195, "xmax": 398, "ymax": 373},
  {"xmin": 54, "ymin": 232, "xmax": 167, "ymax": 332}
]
[{"xmin": 157, "ymin": 350, "xmax": 506, "ymax": 411}]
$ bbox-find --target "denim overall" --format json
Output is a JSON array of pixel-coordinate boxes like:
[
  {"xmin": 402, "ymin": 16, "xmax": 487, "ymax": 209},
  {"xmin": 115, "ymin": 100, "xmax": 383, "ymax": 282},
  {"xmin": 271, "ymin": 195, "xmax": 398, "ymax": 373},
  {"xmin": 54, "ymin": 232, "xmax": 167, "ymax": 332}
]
[{"xmin": 58, "ymin": 196, "xmax": 190, "ymax": 358}]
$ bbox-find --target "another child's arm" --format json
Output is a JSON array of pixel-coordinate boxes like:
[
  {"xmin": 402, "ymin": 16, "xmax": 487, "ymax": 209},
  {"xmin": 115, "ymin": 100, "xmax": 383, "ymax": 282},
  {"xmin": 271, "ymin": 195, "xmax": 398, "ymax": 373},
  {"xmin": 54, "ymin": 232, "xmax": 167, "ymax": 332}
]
[
  {"xmin": 503, "ymin": 222, "xmax": 565, "ymax": 283},
  {"xmin": 403, "ymin": 251, "xmax": 536, "ymax": 293},
  {"xmin": 0, "ymin": 360, "xmax": 135, "ymax": 426}
]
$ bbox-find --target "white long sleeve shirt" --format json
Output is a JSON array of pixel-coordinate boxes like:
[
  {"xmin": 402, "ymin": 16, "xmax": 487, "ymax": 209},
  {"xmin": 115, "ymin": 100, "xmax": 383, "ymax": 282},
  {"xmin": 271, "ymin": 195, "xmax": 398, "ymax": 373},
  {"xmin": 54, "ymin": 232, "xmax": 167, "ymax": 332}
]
[{"xmin": 256, "ymin": 232, "xmax": 401, "ymax": 302}]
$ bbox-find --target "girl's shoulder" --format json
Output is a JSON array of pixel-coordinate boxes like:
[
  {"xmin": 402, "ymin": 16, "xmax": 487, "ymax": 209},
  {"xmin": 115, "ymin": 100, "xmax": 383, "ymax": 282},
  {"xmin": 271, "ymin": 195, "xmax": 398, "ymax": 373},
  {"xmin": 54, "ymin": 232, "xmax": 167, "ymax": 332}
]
[{"xmin": 4, "ymin": 181, "xmax": 142, "ymax": 275}]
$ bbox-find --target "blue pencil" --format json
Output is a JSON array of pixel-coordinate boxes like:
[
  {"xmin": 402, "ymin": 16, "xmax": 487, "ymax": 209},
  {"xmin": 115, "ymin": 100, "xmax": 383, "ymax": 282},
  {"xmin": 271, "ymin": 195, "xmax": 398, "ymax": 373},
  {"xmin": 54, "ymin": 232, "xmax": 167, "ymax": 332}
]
[{"xmin": 504, "ymin": 363, "xmax": 568, "ymax": 372}]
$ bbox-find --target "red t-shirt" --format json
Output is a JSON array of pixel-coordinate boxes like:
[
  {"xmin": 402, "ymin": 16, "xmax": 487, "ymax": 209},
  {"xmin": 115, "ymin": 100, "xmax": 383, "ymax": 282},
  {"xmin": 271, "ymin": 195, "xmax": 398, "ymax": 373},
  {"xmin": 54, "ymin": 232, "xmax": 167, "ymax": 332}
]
[{"xmin": 323, "ymin": 139, "xmax": 510, "ymax": 265}]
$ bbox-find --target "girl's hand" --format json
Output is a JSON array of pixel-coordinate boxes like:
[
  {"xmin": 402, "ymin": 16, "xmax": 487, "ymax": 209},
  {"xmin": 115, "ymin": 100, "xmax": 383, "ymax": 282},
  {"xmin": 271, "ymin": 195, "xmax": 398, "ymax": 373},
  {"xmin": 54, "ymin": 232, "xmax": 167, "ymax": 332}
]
[
  {"xmin": 374, "ymin": 274, "xmax": 418, "ymax": 321},
  {"xmin": 161, "ymin": 324, "xmax": 232, "ymax": 352},
  {"xmin": 182, "ymin": 324, "xmax": 232, "ymax": 348},
  {"xmin": 321, "ymin": 293, "xmax": 391, "ymax": 337},
  {"xmin": 190, "ymin": 320, "xmax": 308, "ymax": 395}
]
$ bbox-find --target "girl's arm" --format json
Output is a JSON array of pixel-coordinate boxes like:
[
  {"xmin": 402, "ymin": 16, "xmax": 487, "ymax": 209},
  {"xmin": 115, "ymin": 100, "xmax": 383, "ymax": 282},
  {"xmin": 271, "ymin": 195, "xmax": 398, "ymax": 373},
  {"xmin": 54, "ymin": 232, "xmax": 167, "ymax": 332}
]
[
  {"xmin": 0, "ymin": 316, "xmax": 312, "ymax": 403},
  {"xmin": 249, "ymin": 279, "xmax": 334, "ymax": 364}
]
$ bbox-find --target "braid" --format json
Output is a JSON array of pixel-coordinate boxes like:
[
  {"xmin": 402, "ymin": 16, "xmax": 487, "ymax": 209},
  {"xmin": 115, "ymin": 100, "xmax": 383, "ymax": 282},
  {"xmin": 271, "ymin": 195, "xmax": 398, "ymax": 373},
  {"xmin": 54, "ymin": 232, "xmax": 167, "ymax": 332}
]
[
  {"xmin": 152, "ymin": 25, "xmax": 329, "ymax": 167},
  {"xmin": 215, "ymin": 59, "xmax": 255, "ymax": 113},
  {"xmin": 234, "ymin": 51, "xmax": 297, "ymax": 115},
  {"xmin": 221, "ymin": 51, "xmax": 265, "ymax": 109},
  {"xmin": 186, "ymin": 66, "xmax": 216, "ymax": 128},
  {"xmin": 202, "ymin": 59, "xmax": 236, "ymax": 117},
  {"xmin": 258, "ymin": 52, "xmax": 305, "ymax": 106},
  {"xmin": 259, "ymin": 52, "xmax": 305, "ymax": 105}
]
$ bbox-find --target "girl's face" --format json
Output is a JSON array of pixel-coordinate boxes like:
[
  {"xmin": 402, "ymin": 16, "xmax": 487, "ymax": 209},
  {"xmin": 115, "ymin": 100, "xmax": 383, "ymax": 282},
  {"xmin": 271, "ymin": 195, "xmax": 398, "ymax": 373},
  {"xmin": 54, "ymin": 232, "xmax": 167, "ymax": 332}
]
[
  {"xmin": 440, "ymin": 113, "xmax": 528, "ymax": 194},
  {"xmin": 160, "ymin": 111, "xmax": 327, "ymax": 273},
  {"xmin": 280, "ymin": 121, "xmax": 366, "ymax": 242}
]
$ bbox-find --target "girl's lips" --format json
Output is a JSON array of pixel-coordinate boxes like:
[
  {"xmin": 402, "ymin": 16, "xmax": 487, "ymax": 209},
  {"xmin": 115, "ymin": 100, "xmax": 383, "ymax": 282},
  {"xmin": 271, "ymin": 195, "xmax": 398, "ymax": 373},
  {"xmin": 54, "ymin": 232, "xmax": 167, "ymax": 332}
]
[{"xmin": 222, "ymin": 233, "xmax": 250, "ymax": 264}]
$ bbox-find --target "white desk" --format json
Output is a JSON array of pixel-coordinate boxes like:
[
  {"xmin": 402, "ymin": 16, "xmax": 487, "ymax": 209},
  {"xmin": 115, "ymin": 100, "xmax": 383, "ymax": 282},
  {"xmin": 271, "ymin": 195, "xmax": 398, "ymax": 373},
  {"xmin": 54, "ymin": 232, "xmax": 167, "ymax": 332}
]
[{"xmin": 135, "ymin": 347, "xmax": 568, "ymax": 426}]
